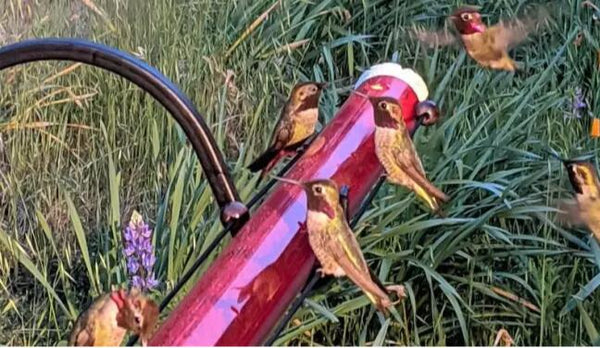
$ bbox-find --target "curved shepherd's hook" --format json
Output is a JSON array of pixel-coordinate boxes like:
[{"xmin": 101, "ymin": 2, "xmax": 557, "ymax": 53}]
[{"xmin": 0, "ymin": 38, "xmax": 249, "ymax": 231}]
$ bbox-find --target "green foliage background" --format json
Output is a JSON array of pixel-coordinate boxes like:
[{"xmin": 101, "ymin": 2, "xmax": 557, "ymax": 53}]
[{"xmin": 1, "ymin": 0, "xmax": 599, "ymax": 345}]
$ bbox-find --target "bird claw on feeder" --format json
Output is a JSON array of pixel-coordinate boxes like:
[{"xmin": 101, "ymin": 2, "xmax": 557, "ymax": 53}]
[
  {"xmin": 297, "ymin": 133, "xmax": 319, "ymax": 153},
  {"xmin": 386, "ymin": 284, "xmax": 407, "ymax": 304},
  {"xmin": 297, "ymin": 221, "xmax": 308, "ymax": 233}
]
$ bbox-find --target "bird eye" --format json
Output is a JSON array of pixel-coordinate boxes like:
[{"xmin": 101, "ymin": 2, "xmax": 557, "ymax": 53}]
[
  {"xmin": 461, "ymin": 13, "xmax": 472, "ymax": 21},
  {"xmin": 379, "ymin": 101, "xmax": 387, "ymax": 110},
  {"xmin": 310, "ymin": 86, "xmax": 317, "ymax": 93},
  {"xmin": 135, "ymin": 316, "xmax": 141, "ymax": 325},
  {"xmin": 299, "ymin": 91, "xmax": 304, "ymax": 98},
  {"xmin": 314, "ymin": 186, "xmax": 323, "ymax": 194}
]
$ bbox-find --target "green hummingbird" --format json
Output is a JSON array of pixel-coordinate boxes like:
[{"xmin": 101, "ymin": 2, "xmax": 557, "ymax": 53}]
[
  {"xmin": 276, "ymin": 177, "xmax": 404, "ymax": 312},
  {"xmin": 556, "ymin": 160, "xmax": 600, "ymax": 243},
  {"xmin": 247, "ymin": 81, "xmax": 326, "ymax": 179},
  {"xmin": 369, "ymin": 96, "xmax": 449, "ymax": 215},
  {"xmin": 69, "ymin": 288, "xmax": 159, "ymax": 346}
]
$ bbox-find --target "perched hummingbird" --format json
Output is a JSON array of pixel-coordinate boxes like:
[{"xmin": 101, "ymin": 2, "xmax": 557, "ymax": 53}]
[
  {"xmin": 412, "ymin": 5, "xmax": 550, "ymax": 71},
  {"xmin": 276, "ymin": 177, "xmax": 403, "ymax": 312},
  {"xmin": 69, "ymin": 288, "xmax": 159, "ymax": 346},
  {"xmin": 556, "ymin": 160, "xmax": 600, "ymax": 242},
  {"xmin": 247, "ymin": 82, "xmax": 326, "ymax": 179},
  {"xmin": 369, "ymin": 97, "xmax": 449, "ymax": 215}
]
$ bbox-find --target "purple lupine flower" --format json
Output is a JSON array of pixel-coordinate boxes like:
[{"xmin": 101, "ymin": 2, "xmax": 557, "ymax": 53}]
[
  {"xmin": 566, "ymin": 87, "xmax": 587, "ymax": 119},
  {"xmin": 132, "ymin": 275, "xmax": 144, "ymax": 289},
  {"xmin": 146, "ymin": 275, "xmax": 159, "ymax": 290},
  {"xmin": 122, "ymin": 210, "xmax": 158, "ymax": 292},
  {"xmin": 127, "ymin": 258, "xmax": 140, "ymax": 274},
  {"xmin": 124, "ymin": 243, "xmax": 136, "ymax": 257},
  {"xmin": 141, "ymin": 253, "xmax": 155, "ymax": 271}
]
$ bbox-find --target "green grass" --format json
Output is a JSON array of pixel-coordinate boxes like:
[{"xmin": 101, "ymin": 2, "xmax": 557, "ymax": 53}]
[{"xmin": 1, "ymin": 0, "xmax": 599, "ymax": 345}]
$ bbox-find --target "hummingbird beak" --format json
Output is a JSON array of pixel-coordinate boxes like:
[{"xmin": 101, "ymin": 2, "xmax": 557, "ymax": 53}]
[
  {"xmin": 271, "ymin": 175, "xmax": 304, "ymax": 187},
  {"xmin": 317, "ymin": 82, "xmax": 328, "ymax": 90},
  {"xmin": 471, "ymin": 22, "xmax": 486, "ymax": 33}
]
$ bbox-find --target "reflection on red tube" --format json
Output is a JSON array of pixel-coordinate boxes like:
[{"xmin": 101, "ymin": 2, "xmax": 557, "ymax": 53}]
[{"xmin": 150, "ymin": 76, "xmax": 421, "ymax": 346}]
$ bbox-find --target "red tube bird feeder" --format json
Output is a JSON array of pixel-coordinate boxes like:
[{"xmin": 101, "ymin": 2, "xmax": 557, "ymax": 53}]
[
  {"xmin": 150, "ymin": 63, "xmax": 431, "ymax": 346},
  {"xmin": 0, "ymin": 40, "xmax": 436, "ymax": 346}
]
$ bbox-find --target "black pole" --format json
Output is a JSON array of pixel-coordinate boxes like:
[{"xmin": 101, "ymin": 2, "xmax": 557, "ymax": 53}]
[{"xmin": 0, "ymin": 38, "xmax": 248, "ymax": 230}]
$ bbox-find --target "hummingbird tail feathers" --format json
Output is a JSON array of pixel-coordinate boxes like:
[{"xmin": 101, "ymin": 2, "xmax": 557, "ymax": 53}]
[
  {"xmin": 337, "ymin": 257, "xmax": 393, "ymax": 313},
  {"xmin": 415, "ymin": 185, "xmax": 449, "ymax": 216},
  {"xmin": 421, "ymin": 182, "xmax": 449, "ymax": 203},
  {"xmin": 247, "ymin": 148, "xmax": 280, "ymax": 172}
]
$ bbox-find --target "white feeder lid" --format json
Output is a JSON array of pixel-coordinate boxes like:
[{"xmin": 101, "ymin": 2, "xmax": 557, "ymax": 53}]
[{"xmin": 354, "ymin": 62, "xmax": 429, "ymax": 102}]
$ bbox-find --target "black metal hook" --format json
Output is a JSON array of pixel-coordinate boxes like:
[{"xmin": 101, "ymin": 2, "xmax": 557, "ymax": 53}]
[{"xmin": 0, "ymin": 38, "xmax": 248, "ymax": 230}]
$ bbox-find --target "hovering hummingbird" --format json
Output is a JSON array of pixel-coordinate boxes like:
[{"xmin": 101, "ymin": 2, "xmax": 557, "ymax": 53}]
[
  {"xmin": 276, "ymin": 177, "xmax": 404, "ymax": 312},
  {"xmin": 556, "ymin": 160, "xmax": 600, "ymax": 242},
  {"xmin": 369, "ymin": 96, "xmax": 449, "ymax": 215},
  {"xmin": 247, "ymin": 81, "xmax": 326, "ymax": 179},
  {"xmin": 412, "ymin": 5, "xmax": 550, "ymax": 71},
  {"xmin": 69, "ymin": 288, "xmax": 159, "ymax": 346}
]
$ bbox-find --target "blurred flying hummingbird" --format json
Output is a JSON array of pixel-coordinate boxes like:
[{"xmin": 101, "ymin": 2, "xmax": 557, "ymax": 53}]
[
  {"xmin": 369, "ymin": 96, "xmax": 449, "ymax": 215},
  {"xmin": 69, "ymin": 288, "xmax": 159, "ymax": 346},
  {"xmin": 247, "ymin": 81, "xmax": 326, "ymax": 179},
  {"xmin": 275, "ymin": 177, "xmax": 405, "ymax": 312},
  {"xmin": 556, "ymin": 160, "xmax": 600, "ymax": 243},
  {"xmin": 412, "ymin": 4, "xmax": 550, "ymax": 71}
]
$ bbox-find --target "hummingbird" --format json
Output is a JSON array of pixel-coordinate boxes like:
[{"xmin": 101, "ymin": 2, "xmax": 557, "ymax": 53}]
[
  {"xmin": 412, "ymin": 5, "xmax": 550, "ymax": 71},
  {"xmin": 556, "ymin": 160, "xmax": 600, "ymax": 243},
  {"xmin": 247, "ymin": 81, "xmax": 326, "ymax": 179},
  {"xmin": 369, "ymin": 96, "xmax": 449, "ymax": 215},
  {"xmin": 69, "ymin": 288, "xmax": 159, "ymax": 346},
  {"xmin": 275, "ymin": 177, "xmax": 404, "ymax": 312},
  {"xmin": 493, "ymin": 328, "xmax": 514, "ymax": 347}
]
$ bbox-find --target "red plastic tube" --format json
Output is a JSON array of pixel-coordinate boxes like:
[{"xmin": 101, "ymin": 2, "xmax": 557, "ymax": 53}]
[{"xmin": 151, "ymin": 63, "xmax": 430, "ymax": 346}]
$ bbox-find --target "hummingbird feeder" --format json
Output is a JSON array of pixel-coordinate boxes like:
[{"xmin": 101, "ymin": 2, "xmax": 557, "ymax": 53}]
[{"xmin": 0, "ymin": 39, "xmax": 440, "ymax": 346}]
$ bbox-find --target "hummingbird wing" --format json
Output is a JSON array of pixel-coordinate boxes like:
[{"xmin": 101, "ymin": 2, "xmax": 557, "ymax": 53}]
[
  {"xmin": 69, "ymin": 301, "xmax": 97, "ymax": 346},
  {"xmin": 269, "ymin": 107, "xmax": 295, "ymax": 150},
  {"xmin": 247, "ymin": 107, "xmax": 295, "ymax": 172},
  {"xmin": 492, "ymin": 4, "xmax": 550, "ymax": 50},
  {"xmin": 410, "ymin": 25, "xmax": 459, "ymax": 48},
  {"xmin": 394, "ymin": 147, "xmax": 449, "ymax": 203},
  {"xmin": 555, "ymin": 199, "xmax": 584, "ymax": 227},
  {"xmin": 327, "ymin": 220, "xmax": 391, "ymax": 309},
  {"xmin": 69, "ymin": 322, "xmax": 94, "ymax": 346},
  {"xmin": 69, "ymin": 312, "xmax": 96, "ymax": 346},
  {"xmin": 73, "ymin": 328, "xmax": 94, "ymax": 346},
  {"xmin": 140, "ymin": 298, "xmax": 160, "ymax": 344},
  {"xmin": 556, "ymin": 199, "xmax": 600, "ymax": 242}
]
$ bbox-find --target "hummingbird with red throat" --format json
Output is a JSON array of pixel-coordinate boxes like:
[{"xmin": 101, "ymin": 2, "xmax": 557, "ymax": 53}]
[
  {"xmin": 412, "ymin": 5, "xmax": 550, "ymax": 71},
  {"xmin": 276, "ymin": 177, "xmax": 405, "ymax": 312},
  {"xmin": 369, "ymin": 96, "xmax": 449, "ymax": 215},
  {"xmin": 69, "ymin": 288, "xmax": 159, "ymax": 346}
]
